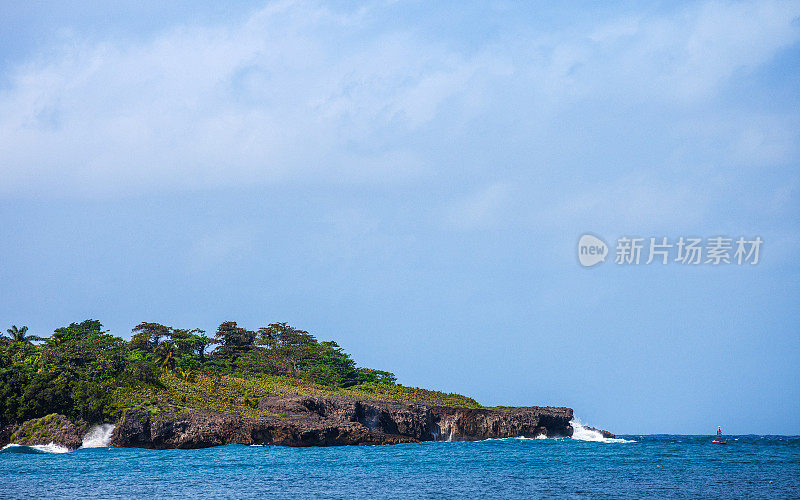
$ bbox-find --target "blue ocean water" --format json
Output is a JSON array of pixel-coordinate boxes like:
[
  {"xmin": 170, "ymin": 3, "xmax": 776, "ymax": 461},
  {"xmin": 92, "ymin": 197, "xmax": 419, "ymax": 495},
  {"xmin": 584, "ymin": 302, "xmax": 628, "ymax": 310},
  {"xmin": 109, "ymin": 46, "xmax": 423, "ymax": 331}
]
[{"xmin": 1, "ymin": 435, "xmax": 799, "ymax": 499}]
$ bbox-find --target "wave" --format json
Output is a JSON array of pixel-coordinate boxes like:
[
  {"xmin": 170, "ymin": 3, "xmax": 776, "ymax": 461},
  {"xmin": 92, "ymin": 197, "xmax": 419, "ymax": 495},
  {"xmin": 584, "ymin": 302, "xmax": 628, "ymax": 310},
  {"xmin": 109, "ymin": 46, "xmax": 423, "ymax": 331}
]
[
  {"xmin": 570, "ymin": 419, "xmax": 635, "ymax": 443},
  {"xmin": 1, "ymin": 443, "xmax": 70, "ymax": 454},
  {"xmin": 80, "ymin": 423, "xmax": 115, "ymax": 448},
  {"xmin": 476, "ymin": 435, "xmax": 556, "ymax": 443},
  {"xmin": 1, "ymin": 423, "xmax": 116, "ymax": 454}
]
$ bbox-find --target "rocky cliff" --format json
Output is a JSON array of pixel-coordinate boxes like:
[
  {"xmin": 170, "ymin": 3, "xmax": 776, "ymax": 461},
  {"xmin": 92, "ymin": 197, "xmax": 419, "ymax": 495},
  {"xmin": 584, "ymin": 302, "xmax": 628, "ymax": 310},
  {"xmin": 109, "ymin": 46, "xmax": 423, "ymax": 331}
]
[
  {"xmin": 109, "ymin": 395, "xmax": 575, "ymax": 448},
  {"xmin": 433, "ymin": 406, "xmax": 574, "ymax": 441}
]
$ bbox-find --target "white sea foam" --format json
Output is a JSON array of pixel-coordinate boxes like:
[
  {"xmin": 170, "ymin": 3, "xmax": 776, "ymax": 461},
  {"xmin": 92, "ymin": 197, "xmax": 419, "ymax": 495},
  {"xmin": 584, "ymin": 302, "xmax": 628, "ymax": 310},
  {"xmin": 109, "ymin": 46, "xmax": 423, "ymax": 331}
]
[
  {"xmin": 478, "ymin": 436, "xmax": 550, "ymax": 442},
  {"xmin": 33, "ymin": 442, "xmax": 71, "ymax": 453},
  {"xmin": 81, "ymin": 424, "xmax": 115, "ymax": 448},
  {"xmin": 570, "ymin": 419, "xmax": 635, "ymax": 443},
  {"xmin": 2, "ymin": 442, "xmax": 70, "ymax": 453}
]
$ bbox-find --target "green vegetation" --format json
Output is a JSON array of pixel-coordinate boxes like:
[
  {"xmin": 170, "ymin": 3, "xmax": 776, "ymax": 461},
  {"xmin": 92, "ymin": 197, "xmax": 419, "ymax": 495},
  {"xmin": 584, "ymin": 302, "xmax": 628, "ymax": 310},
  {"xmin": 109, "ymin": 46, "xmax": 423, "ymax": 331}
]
[{"xmin": 0, "ymin": 320, "xmax": 479, "ymax": 426}]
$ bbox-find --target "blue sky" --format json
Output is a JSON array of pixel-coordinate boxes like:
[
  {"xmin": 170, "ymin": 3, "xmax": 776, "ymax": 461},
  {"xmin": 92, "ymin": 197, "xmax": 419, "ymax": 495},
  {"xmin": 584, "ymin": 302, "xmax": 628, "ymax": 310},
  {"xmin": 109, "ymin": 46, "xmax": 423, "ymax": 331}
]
[{"xmin": 1, "ymin": 1, "xmax": 798, "ymax": 434}]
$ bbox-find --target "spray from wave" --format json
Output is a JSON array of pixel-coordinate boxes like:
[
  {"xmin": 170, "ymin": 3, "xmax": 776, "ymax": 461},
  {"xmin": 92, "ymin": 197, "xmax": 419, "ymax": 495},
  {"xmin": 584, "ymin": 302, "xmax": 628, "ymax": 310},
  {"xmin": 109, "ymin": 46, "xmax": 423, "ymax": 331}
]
[
  {"xmin": 570, "ymin": 419, "xmax": 635, "ymax": 443},
  {"xmin": 0, "ymin": 423, "xmax": 116, "ymax": 453},
  {"xmin": 81, "ymin": 424, "xmax": 115, "ymax": 448}
]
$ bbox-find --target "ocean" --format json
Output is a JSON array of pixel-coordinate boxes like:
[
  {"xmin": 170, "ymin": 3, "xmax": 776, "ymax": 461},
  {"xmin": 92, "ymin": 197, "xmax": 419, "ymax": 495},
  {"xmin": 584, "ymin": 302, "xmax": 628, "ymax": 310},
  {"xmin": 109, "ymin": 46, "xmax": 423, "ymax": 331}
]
[{"xmin": 1, "ymin": 425, "xmax": 798, "ymax": 499}]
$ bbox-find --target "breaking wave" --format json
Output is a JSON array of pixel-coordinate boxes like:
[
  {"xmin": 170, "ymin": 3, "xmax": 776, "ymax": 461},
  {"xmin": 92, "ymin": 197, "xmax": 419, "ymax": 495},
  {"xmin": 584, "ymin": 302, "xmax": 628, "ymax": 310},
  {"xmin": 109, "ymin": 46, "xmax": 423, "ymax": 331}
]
[
  {"xmin": 477, "ymin": 436, "xmax": 552, "ymax": 442},
  {"xmin": 0, "ymin": 423, "xmax": 116, "ymax": 454},
  {"xmin": 570, "ymin": 419, "xmax": 635, "ymax": 443},
  {"xmin": 81, "ymin": 424, "xmax": 115, "ymax": 448},
  {"xmin": 1, "ymin": 443, "xmax": 70, "ymax": 454}
]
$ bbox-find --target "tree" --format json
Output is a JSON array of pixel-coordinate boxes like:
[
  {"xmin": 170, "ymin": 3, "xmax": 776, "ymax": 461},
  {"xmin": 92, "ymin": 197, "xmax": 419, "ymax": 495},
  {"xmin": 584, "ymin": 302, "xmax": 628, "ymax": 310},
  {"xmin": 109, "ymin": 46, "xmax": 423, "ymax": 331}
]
[
  {"xmin": 4, "ymin": 325, "xmax": 41, "ymax": 344},
  {"xmin": 214, "ymin": 322, "xmax": 255, "ymax": 359},
  {"xmin": 169, "ymin": 329, "xmax": 215, "ymax": 358},
  {"xmin": 301, "ymin": 341, "xmax": 357, "ymax": 387},
  {"xmin": 169, "ymin": 329, "xmax": 193, "ymax": 355},
  {"xmin": 192, "ymin": 332, "xmax": 215, "ymax": 359},
  {"xmin": 257, "ymin": 323, "xmax": 318, "ymax": 377},
  {"xmin": 129, "ymin": 322, "xmax": 171, "ymax": 353},
  {"xmin": 24, "ymin": 320, "xmax": 127, "ymax": 422},
  {"xmin": 49, "ymin": 319, "xmax": 104, "ymax": 344},
  {"xmin": 41, "ymin": 320, "xmax": 124, "ymax": 371}
]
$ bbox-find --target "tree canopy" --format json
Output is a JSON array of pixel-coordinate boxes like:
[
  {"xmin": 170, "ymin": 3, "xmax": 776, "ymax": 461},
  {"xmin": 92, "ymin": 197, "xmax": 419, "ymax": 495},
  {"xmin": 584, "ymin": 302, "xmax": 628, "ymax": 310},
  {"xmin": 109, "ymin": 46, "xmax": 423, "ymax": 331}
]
[{"xmin": 0, "ymin": 319, "xmax": 398, "ymax": 426}]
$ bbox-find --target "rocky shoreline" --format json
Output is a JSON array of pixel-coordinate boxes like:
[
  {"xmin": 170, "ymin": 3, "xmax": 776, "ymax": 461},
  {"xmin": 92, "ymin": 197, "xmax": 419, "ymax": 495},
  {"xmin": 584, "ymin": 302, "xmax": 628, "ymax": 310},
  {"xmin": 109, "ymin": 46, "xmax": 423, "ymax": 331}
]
[{"xmin": 0, "ymin": 395, "xmax": 611, "ymax": 450}]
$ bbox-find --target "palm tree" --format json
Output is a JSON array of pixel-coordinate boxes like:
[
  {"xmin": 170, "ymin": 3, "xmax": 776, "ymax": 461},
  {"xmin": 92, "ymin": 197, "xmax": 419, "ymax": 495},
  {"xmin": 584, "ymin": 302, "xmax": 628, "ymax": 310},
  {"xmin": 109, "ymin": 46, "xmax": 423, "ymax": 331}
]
[
  {"xmin": 5, "ymin": 325, "xmax": 41, "ymax": 343},
  {"xmin": 154, "ymin": 341, "xmax": 176, "ymax": 370}
]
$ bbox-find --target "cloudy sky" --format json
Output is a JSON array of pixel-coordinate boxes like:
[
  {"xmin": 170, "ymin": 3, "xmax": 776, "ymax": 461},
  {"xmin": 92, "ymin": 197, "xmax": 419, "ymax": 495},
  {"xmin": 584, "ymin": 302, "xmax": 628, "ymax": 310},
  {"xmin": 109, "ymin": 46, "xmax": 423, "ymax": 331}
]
[{"xmin": 1, "ymin": 0, "xmax": 798, "ymax": 433}]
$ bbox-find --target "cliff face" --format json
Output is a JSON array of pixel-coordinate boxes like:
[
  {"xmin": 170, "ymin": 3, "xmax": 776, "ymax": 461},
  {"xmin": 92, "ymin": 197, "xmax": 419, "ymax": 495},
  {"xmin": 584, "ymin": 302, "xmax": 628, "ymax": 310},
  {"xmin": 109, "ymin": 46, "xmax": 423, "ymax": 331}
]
[
  {"xmin": 433, "ymin": 406, "xmax": 574, "ymax": 441},
  {"xmin": 110, "ymin": 406, "xmax": 415, "ymax": 449},
  {"xmin": 110, "ymin": 395, "xmax": 574, "ymax": 448}
]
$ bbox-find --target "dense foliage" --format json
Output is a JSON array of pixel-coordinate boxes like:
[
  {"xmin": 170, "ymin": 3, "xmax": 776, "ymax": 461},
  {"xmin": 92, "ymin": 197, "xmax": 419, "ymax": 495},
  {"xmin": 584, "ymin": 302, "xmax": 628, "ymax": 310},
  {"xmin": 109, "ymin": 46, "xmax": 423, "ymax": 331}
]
[{"xmin": 0, "ymin": 319, "xmax": 438, "ymax": 426}]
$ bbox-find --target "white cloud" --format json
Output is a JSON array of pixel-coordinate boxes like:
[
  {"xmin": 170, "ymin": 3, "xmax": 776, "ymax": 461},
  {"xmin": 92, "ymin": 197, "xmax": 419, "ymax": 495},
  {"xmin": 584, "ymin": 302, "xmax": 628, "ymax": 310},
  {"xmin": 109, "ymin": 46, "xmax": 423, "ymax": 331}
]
[
  {"xmin": 0, "ymin": 2, "xmax": 489, "ymax": 196},
  {"xmin": 0, "ymin": 0, "xmax": 797, "ymax": 198},
  {"xmin": 510, "ymin": 0, "xmax": 800, "ymax": 104}
]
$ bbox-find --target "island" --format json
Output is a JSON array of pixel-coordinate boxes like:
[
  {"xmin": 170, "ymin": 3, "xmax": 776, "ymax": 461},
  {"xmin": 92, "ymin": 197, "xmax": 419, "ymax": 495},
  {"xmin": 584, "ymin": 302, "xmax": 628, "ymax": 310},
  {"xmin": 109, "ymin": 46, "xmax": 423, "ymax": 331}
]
[{"xmin": 0, "ymin": 320, "xmax": 607, "ymax": 449}]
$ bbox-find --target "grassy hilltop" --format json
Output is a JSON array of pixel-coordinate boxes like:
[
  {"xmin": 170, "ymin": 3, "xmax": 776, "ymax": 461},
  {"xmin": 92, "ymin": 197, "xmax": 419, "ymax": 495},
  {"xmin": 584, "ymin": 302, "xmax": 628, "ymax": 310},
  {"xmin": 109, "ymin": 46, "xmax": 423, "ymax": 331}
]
[{"xmin": 0, "ymin": 320, "xmax": 479, "ymax": 426}]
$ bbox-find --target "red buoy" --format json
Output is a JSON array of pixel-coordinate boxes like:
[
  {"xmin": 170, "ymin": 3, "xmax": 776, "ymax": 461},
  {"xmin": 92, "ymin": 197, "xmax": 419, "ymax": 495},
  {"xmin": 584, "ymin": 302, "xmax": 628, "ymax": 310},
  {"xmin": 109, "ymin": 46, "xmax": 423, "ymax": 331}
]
[{"xmin": 712, "ymin": 426, "xmax": 727, "ymax": 445}]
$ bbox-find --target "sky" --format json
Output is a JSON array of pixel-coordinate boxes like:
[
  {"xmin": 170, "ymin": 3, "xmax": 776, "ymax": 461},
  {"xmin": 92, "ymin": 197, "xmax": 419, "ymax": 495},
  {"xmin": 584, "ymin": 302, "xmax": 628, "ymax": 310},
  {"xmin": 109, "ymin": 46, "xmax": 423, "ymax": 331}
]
[{"xmin": 1, "ymin": 0, "xmax": 798, "ymax": 434}]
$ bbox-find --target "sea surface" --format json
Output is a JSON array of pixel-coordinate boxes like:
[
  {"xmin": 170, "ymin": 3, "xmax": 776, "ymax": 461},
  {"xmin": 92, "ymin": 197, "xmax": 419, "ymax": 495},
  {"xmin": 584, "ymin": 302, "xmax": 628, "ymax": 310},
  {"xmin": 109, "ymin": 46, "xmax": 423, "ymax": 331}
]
[{"xmin": 1, "ymin": 427, "xmax": 799, "ymax": 499}]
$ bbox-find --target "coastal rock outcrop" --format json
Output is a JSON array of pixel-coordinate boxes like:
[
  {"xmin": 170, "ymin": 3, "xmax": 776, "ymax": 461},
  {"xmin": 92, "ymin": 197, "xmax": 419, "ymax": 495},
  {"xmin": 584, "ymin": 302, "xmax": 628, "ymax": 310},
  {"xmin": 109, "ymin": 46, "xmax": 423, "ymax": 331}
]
[
  {"xmin": 584, "ymin": 425, "xmax": 617, "ymax": 439},
  {"xmin": 259, "ymin": 396, "xmax": 438, "ymax": 440},
  {"xmin": 7, "ymin": 413, "xmax": 85, "ymax": 450},
  {"xmin": 110, "ymin": 396, "xmax": 577, "ymax": 448},
  {"xmin": 432, "ymin": 406, "xmax": 574, "ymax": 440},
  {"xmin": 110, "ymin": 407, "xmax": 416, "ymax": 448}
]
